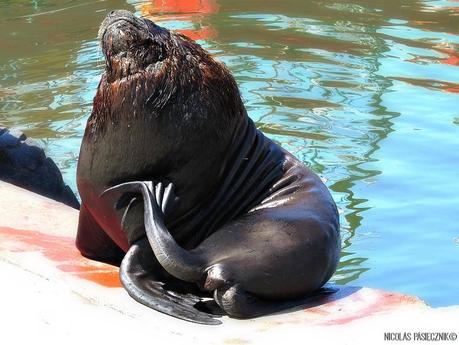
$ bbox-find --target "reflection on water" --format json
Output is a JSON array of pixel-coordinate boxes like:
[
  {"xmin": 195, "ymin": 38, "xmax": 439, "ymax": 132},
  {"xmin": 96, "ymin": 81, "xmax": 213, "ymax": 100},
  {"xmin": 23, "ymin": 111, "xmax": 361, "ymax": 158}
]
[
  {"xmin": 140, "ymin": 0, "xmax": 218, "ymax": 40},
  {"xmin": 0, "ymin": 0, "xmax": 458, "ymax": 306}
]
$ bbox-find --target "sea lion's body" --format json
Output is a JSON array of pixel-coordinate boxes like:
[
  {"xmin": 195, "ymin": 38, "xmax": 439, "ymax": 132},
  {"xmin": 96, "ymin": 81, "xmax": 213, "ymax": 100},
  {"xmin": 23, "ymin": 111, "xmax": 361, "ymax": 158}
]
[{"xmin": 76, "ymin": 10, "xmax": 340, "ymax": 324}]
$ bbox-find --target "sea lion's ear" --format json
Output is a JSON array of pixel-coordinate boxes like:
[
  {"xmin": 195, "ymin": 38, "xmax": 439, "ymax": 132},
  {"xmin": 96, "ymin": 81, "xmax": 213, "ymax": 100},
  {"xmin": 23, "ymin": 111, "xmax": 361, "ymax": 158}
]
[{"xmin": 120, "ymin": 237, "xmax": 222, "ymax": 325}]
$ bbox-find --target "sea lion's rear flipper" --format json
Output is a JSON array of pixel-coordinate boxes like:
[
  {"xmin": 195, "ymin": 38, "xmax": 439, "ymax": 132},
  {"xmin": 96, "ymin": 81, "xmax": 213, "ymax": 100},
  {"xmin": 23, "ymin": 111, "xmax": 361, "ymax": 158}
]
[
  {"xmin": 121, "ymin": 237, "xmax": 221, "ymax": 325},
  {"xmin": 213, "ymin": 283, "xmax": 337, "ymax": 319}
]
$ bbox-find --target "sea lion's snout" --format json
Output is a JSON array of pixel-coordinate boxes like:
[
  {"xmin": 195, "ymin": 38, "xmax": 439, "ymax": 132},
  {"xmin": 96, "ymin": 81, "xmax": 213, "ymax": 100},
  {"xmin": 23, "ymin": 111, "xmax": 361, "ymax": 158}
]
[
  {"xmin": 100, "ymin": 10, "xmax": 147, "ymax": 53},
  {"xmin": 99, "ymin": 10, "xmax": 167, "ymax": 80}
]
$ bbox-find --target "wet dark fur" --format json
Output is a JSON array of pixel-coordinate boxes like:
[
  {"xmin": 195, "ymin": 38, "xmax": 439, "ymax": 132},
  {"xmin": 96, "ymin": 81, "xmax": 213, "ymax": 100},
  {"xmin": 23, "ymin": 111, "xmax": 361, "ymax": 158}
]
[
  {"xmin": 87, "ymin": 24, "xmax": 243, "ymax": 144},
  {"xmin": 77, "ymin": 11, "xmax": 340, "ymax": 323}
]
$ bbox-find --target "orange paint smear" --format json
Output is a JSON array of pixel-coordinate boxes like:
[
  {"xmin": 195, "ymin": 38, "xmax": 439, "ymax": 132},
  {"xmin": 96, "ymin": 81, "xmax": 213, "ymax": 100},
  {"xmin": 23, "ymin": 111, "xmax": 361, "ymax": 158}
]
[
  {"xmin": 0, "ymin": 226, "xmax": 121, "ymax": 288},
  {"xmin": 301, "ymin": 289, "xmax": 422, "ymax": 326},
  {"xmin": 324, "ymin": 291, "xmax": 419, "ymax": 325}
]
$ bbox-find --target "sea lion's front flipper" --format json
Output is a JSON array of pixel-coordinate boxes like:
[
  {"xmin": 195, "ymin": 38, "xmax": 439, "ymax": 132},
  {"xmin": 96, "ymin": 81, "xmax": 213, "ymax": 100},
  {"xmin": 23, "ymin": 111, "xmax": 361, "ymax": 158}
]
[
  {"xmin": 102, "ymin": 181, "xmax": 205, "ymax": 282},
  {"xmin": 120, "ymin": 236, "xmax": 221, "ymax": 325},
  {"xmin": 104, "ymin": 181, "xmax": 221, "ymax": 324}
]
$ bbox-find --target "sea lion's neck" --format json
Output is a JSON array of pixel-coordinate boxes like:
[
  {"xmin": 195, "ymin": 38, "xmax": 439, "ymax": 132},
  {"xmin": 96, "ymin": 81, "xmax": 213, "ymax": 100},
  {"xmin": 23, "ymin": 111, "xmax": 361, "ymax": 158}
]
[{"xmin": 168, "ymin": 117, "xmax": 285, "ymax": 249}]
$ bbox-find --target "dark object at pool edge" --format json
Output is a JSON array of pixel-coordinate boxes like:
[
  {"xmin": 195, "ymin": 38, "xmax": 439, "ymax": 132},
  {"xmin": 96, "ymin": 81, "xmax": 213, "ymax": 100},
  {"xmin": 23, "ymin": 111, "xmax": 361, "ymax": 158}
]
[{"xmin": 0, "ymin": 125, "xmax": 80, "ymax": 209}]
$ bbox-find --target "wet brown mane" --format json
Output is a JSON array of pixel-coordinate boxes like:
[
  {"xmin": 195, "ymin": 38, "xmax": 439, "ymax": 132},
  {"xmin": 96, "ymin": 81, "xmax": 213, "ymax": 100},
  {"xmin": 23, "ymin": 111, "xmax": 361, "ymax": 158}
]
[{"xmin": 86, "ymin": 26, "xmax": 246, "ymax": 146}]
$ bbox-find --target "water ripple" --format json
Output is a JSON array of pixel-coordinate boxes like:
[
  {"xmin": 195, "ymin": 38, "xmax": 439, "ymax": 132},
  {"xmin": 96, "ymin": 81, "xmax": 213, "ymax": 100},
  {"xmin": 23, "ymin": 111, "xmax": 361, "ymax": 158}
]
[{"xmin": 1, "ymin": 0, "xmax": 458, "ymax": 306}]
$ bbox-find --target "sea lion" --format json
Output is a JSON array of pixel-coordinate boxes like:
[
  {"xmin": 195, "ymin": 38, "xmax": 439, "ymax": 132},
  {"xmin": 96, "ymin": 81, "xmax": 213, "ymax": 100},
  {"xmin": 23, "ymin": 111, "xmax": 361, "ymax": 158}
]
[
  {"xmin": 76, "ymin": 10, "xmax": 340, "ymax": 324},
  {"xmin": 0, "ymin": 125, "xmax": 79, "ymax": 209}
]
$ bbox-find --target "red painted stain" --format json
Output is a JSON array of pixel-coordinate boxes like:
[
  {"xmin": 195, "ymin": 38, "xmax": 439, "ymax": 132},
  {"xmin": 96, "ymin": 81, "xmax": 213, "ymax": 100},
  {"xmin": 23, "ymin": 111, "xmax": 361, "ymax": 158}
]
[
  {"xmin": 304, "ymin": 289, "xmax": 422, "ymax": 326},
  {"xmin": 0, "ymin": 226, "xmax": 121, "ymax": 288},
  {"xmin": 1, "ymin": 225, "xmax": 424, "ymax": 324},
  {"xmin": 326, "ymin": 292, "xmax": 410, "ymax": 325}
]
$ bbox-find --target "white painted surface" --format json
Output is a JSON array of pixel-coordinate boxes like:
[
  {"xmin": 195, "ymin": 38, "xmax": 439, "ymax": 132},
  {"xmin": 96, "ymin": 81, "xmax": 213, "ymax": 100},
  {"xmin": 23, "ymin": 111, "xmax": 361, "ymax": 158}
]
[{"xmin": 1, "ymin": 181, "xmax": 458, "ymax": 344}]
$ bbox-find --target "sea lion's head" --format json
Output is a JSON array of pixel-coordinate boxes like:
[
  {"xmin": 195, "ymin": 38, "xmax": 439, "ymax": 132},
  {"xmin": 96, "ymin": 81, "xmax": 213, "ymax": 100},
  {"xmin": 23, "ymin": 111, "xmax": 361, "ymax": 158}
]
[
  {"xmin": 90, "ymin": 10, "xmax": 245, "ymax": 144},
  {"xmin": 98, "ymin": 10, "xmax": 168, "ymax": 81}
]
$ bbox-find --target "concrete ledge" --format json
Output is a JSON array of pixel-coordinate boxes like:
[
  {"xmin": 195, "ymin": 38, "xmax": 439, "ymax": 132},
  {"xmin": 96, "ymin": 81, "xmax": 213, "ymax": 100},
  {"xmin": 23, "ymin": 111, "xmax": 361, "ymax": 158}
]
[{"xmin": 1, "ymin": 181, "xmax": 458, "ymax": 344}]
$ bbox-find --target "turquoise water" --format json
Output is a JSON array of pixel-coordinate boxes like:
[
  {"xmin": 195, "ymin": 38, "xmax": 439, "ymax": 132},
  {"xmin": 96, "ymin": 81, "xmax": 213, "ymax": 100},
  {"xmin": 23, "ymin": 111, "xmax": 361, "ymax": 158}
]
[{"xmin": 0, "ymin": 0, "xmax": 458, "ymax": 306}]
